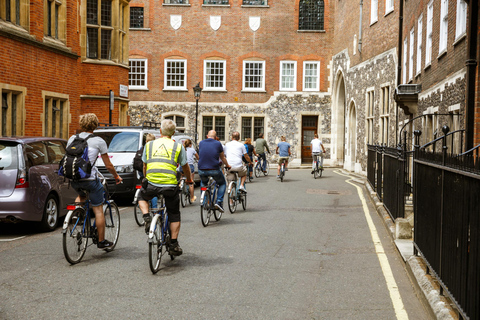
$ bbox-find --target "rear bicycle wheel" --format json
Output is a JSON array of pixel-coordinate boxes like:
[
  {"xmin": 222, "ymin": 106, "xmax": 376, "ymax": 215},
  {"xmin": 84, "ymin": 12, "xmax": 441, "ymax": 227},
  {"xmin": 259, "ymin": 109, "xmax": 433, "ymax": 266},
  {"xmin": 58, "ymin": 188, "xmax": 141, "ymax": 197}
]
[
  {"xmin": 214, "ymin": 187, "xmax": 222, "ymax": 221},
  {"xmin": 104, "ymin": 202, "xmax": 120, "ymax": 252},
  {"xmin": 280, "ymin": 167, "xmax": 284, "ymax": 182},
  {"xmin": 149, "ymin": 216, "xmax": 163, "ymax": 274},
  {"xmin": 201, "ymin": 190, "xmax": 211, "ymax": 227},
  {"xmin": 319, "ymin": 168, "xmax": 323, "ymax": 177},
  {"xmin": 228, "ymin": 184, "xmax": 237, "ymax": 213},
  {"xmin": 264, "ymin": 161, "xmax": 270, "ymax": 176},
  {"xmin": 63, "ymin": 208, "xmax": 88, "ymax": 264},
  {"xmin": 134, "ymin": 202, "xmax": 144, "ymax": 226}
]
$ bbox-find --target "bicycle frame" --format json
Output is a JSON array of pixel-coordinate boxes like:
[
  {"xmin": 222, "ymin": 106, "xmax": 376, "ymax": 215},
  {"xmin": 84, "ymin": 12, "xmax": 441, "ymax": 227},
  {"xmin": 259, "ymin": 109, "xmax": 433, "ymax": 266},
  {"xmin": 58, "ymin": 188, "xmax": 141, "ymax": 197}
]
[
  {"xmin": 148, "ymin": 200, "xmax": 168, "ymax": 242},
  {"xmin": 200, "ymin": 177, "xmax": 218, "ymax": 207}
]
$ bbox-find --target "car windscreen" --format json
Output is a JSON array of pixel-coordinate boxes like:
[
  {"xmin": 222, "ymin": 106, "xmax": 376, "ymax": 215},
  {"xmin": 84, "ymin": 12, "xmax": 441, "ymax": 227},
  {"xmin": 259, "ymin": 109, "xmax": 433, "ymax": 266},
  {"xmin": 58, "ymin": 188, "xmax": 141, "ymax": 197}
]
[
  {"xmin": 0, "ymin": 143, "xmax": 19, "ymax": 170},
  {"xmin": 95, "ymin": 132, "xmax": 140, "ymax": 152}
]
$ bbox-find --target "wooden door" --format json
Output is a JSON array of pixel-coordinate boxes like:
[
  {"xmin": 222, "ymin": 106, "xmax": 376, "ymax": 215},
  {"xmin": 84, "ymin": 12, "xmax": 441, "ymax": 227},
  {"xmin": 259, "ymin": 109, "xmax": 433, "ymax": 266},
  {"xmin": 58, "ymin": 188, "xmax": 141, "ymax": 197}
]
[{"xmin": 301, "ymin": 116, "xmax": 318, "ymax": 164}]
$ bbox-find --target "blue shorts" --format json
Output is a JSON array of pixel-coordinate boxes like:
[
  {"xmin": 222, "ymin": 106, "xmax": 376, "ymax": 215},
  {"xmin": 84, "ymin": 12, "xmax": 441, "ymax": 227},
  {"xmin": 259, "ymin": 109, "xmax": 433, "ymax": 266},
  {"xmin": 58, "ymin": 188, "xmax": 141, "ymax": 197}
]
[
  {"xmin": 179, "ymin": 164, "xmax": 195, "ymax": 173},
  {"xmin": 71, "ymin": 179, "xmax": 105, "ymax": 207}
]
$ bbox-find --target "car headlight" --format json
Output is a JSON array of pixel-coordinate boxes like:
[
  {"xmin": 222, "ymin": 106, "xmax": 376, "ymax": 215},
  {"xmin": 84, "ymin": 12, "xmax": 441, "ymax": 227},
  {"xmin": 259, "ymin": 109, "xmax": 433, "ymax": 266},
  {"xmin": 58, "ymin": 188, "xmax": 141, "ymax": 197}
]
[{"xmin": 115, "ymin": 164, "xmax": 134, "ymax": 173}]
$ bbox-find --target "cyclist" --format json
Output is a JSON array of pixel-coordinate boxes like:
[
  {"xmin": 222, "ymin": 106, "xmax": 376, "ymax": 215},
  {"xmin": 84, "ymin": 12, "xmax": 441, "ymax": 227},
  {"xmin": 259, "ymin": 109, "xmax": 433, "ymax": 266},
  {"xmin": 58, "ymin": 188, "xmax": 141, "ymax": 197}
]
[
  {"xmin": 134, "ymin": 133, "xmax": 158, "ymax": 209},
  {"xmin": 179, "ymin": 139, "xmax": 198, "ymax": 202},
  {"xmin": 255, "ymin": 133, "xmax": 270, "ymax": 173},
  {"xmin": 224, "ymin": 132, "xmax": 253, "ymax": 193},
  {"xmin": 198, "ymin": 130, "xmax": 231, "ymax": 213},
  {"xmin": 243, "ymin": 138, "xmax": 257, "ymax": 180},
  {"xmin": 138, "ymin": 119, "xmax": 193, "ymax": 256},
  {"xmin": 68, "ymin": 113, "xmax": 123, "ymax": 249},
  {"xmin": 310, "ymin": 134, "xmax": 326, "ymax": 174},
  {"xmin": 276, "ymin": 136, "xmax": 291, "ymax": 179}
]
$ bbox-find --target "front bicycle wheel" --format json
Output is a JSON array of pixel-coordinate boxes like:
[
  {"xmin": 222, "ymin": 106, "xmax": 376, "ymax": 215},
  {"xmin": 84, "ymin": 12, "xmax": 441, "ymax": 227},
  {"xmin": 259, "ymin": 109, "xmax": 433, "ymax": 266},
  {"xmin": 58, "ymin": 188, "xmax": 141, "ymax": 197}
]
[
  {"xmin": 228, "ymin": 184, "xmax": 237, "ymax": 213},
  {"xmin": 104, "ymin": 202, "xmax": 120, "ymax": 252},
  {"xmin": 254, "ymin": 164, "xmax": 261, "ymax": 178},
  {"xmin": 241, "ymin": 192, "xmax": 247, "ymax": 210},
  {"xmin": 134, "ymin": 202, "xmax": 144, "ymax": 226},
  {"xmin": 264, "ymin": 161, "xmax": 270, "ymax": 176},
  {"xmin": 201, "ymin": 190, "xmax": 211, "ymax": 227},
  {"xmin": 280, "ymin": 168, "xmax": 284, "ymax": 182},
  {"xmin": 149, "ymin": 216, "xmax": 163, "ymax": 274},
  {"xmin": 180, "ymin": 183, "xmax": 187, "ymax": 208},
  {"xmin": 63, "ymin": 208, "xmax": 88, "ymax": 264}
]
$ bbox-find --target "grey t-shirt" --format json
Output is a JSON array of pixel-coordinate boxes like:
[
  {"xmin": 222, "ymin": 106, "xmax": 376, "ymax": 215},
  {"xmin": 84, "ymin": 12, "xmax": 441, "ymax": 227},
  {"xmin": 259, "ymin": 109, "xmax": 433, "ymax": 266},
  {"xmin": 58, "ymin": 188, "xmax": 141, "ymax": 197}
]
[
  {"xmin": 67, "ymin": 132, "xmax": 108, "ymax": 181},
  {"xmin": 255, "ymin": 138, "xmax": 269, "ymax": 154}
]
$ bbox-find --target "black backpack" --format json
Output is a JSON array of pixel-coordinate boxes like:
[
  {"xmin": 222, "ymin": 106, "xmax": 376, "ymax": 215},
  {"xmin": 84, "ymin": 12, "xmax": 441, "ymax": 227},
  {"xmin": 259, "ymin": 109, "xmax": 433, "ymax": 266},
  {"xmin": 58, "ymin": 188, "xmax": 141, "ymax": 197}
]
[
  {"xmin": 133, "ymin": 146, "xmax": 144, "ymax": 172},
  {"xmin": 58, "ymin": 134, "xmax": 95, "ymax": 180}
]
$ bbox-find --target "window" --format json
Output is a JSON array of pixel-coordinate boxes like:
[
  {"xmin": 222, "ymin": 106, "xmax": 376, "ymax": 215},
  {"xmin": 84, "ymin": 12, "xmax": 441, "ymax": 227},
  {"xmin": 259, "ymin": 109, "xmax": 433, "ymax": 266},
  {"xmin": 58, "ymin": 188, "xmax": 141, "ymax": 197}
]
[
  {"xmin": 439, "ymin": 0, "xmax": 448, "ymax": 54},
  {"xmin": 45, "ymin": 0, "xmax": 62, "ymax": 39},
  {"xmin": 455, "ymin": 0, "xmax": 467, "ymax": 40},
  {"xmin": 44, "ymin": 95, "xmax": 69, "ymax": 139},
  {"xmin": 86, "ymin": 0, "xmax": 116, "ymax": 60},
  {"xmin": 1, "ymin": 88, "xmax": 24, "ymax": 137},
  {"xmin": 303, "ymin": 61, "xmax": 320, "ymax": 91},
  {"xmin": 380, "ymin": 86, "xmax": 390, "ymax": 145},
  {"xmin": 298, "ymin": 0, "xmax": 324, "ymax": 31},
  {"xmin": 164, "ymin": 0, "xmax": 189, "ymax": 4},
  {"xmin": 164, "ymin": 59, "xmax": 187, "ymax": 90},
  {"xmin": 204, "ymin": 60, "xmax": 226, "ymax": 91},
  {"xmin": 118, "ymin": 2, "xmax": 128, "ymax": 64},
  {"xmin": 424, "ymin": 112, "xmax": 439, "ymax": 146},
  {"xmin": 426, "ymin": 1, "xmax": 433, "ymax": 66},
  {"xmin": 130, "ymin": 7, "xmax": 144, "ymax": 28},
  {"xmin": 371, "ymin": 0, "xmax": 378, "ymax": 24},
  {"xmin": 203, "ymin": 0, "xmax": 229, "ymax": 4},
  {"xmin": 417, "ymin": 15, "xmax": 423, "ymax": 75},
  {"xmin": 366, "ymin": 90, "xmax": 374, "ymax": 144},
  {"xmin": 1, "ymin": 0, "xmax": 28, "ymax": 27},
  {"xmin": 280, "ymin": 61, "xmax": 297, "ymax": 91},
  {"xmin": 385, "ymin": 0, "xmax": 394, "ymax": 14},
  {"xmin": 242, "ymin": 0, "xmax": 267, "ymax": 5},
  {"xmin": 403, "ymin": 37, "xmax": 407, "ymax": 83},
  {"xmin": 243, "ymin": 61, "xmax": 265, "ymax": 91},
  {"xmin": 129, "ymin": 59, "xmax": 148, "ymax": 89},
  {"xmin": 165, "ymin": 115, "xmax": 185, "ymax": 132},
  {"xmin": 203, "ymin": 116, "xmax": 225, "ymax": 141},
  {"xmin": 409, "ymin": 28, "xmax": 414, "ymax": 81},
  {"xmin": 448, "ymin": 107, "xmax": 461, "ymax": 154},
  {"xmin": 241, "ymin": 117, "xmax": 264, "ymax": 140}
]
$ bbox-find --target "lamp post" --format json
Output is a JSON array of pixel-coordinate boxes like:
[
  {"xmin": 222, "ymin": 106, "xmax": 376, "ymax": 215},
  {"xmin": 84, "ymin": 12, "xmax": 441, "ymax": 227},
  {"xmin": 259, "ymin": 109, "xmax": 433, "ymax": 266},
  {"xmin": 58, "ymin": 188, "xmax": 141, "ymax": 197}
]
[{"xmin": 193, "ymin": 82, "xmax": 202, "ymax": 146}]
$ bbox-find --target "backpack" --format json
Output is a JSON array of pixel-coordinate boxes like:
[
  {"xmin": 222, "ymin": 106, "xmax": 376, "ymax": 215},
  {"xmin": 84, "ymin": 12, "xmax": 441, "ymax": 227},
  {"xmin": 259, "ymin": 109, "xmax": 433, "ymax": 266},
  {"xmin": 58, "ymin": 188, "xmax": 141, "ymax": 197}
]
[
  {"xmin": 133, "ymin": 146, "xmax": 144, "ymax": 172},
  {"xmin": 58, "ymin": 134, "xmax": 95, "ymax": 180}
]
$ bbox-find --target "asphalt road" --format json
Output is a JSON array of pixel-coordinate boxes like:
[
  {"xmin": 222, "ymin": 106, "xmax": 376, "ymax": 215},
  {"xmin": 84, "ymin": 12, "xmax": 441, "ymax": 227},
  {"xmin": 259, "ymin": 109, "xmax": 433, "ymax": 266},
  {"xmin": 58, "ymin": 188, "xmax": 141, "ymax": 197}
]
[{"xmin": 0, "ymin": 169, "xmax": 430, "ymax": 319}]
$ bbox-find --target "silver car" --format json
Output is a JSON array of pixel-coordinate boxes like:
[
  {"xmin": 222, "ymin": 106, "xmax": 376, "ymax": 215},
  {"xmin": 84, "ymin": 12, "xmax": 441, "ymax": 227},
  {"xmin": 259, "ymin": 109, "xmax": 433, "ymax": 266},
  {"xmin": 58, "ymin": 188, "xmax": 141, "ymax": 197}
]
[{"xmin": 0, "ymin": 137, "xmax": 77, "ymax": 231}]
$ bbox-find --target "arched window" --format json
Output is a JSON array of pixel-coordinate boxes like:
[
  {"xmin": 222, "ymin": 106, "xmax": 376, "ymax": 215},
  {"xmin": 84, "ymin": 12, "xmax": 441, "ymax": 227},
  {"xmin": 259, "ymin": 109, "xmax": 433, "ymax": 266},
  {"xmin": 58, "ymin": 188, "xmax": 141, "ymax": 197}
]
[{"xmin": 299, "ymin": 0, "xmax": 324, "ymax": 31}]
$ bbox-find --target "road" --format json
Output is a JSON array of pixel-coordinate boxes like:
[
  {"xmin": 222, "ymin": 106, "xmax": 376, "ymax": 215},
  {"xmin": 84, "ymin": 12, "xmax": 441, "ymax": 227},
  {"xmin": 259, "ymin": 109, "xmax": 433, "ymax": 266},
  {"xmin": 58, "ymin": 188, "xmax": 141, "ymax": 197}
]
[{"xmin": 0, "ymin": 169, "xmax": 430, "ymax": 319}]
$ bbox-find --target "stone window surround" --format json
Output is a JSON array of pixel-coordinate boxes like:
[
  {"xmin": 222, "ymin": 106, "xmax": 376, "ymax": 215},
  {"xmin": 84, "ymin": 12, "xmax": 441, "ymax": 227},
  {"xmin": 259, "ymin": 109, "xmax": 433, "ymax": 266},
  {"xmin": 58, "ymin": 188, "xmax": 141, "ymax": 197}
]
[
  {"xmin": 455, "ymin": 0, "xmax": 467, "ymax": 42},
  {"xmin": 366, "ymin": 89, "xmax": 374, "ymax": 145},
  {"xmin": 384, "ymin": 0, "xmax": 394, "ymax": 16},
  {"xmin": 200, "ymin": 113, "xmax": 228, "ymax": 142},
  {"xmin": 242, "ymin": 60, "xmax": 266, "ymax": 92},
  {"xmin": 42, "ymin": 91, "xmax": 70, "ymax": 139},
  {"xmin": 44, "ymin": 0, "xmax": 66, "ymax": 42},
  {"xmin": 129, "ymin": 58, "xmax": 148, "ymax": 90},
  {"xmin": 438, "ymin": 0, "xmax": 448, "ymax": 55},
  {"xmin": 164, "ymin": 58, "xmax": 188, "ymax": 91},
  {"xmin": 370, "ymin": 0, "xmax": 378, "ymax": 25},
  {"xmin": 239, "ymin": 114, "xmax": 265, "ymax": 140},
  {"xmin": 303, "ymin": 61, "xmax": 320, "ymax": 92},
  {"xmin": 162, "ymin": 112, "xmax": 187, "ymax": 132},
  {"xmin": 379, "ymin": 86, "xmax": 390, "ymax": 145},
  {"xmin": 0, "ymin": 83, "xmax": 26, "ymax": 137},
  {"xmin": 203, "ymin": 59, "xmax": 227, "ymax": 92},
  {"xmin": 279, "ymin": 60, "xmax": 297, "ymax": 92},
  {"xmin": 0, "ymin": 0, "xmax": 29, "ymax": 30},
  {"xmin": 403, "ymin": 37, "xmax": 408, "ymax": 84}
]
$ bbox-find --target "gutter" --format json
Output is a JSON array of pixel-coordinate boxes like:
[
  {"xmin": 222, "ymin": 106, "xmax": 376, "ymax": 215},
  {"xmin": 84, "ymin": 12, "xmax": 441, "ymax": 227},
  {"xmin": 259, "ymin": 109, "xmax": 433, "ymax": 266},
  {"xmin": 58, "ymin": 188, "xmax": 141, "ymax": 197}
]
[
  {"xmin": 465, "ymin": 0, "xmax": 479, "ymax": 149},
  {"xmin": 358, "ymin": 0, "xmax": 363, "ymax": 53},
  {"xmin": 396, "ymin": 0, "xmax": 404, "ymax": 146}
]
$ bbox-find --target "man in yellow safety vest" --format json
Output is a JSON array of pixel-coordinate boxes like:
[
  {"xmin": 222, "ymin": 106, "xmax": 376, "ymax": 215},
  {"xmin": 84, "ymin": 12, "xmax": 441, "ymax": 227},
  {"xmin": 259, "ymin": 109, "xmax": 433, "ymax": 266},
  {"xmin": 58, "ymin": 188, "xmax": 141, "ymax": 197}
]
[{"xmin": 138, "ymin": 119, "xmax": 193, "ymax": 256}]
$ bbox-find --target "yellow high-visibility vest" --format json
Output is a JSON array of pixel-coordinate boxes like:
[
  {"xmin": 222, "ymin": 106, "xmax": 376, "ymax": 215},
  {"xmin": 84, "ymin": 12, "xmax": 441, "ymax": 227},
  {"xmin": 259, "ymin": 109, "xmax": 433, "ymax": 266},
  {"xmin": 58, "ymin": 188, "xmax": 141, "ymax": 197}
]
[{"xmin": 145, "ymin": 137, "xmax": 180, "ymax": 185}]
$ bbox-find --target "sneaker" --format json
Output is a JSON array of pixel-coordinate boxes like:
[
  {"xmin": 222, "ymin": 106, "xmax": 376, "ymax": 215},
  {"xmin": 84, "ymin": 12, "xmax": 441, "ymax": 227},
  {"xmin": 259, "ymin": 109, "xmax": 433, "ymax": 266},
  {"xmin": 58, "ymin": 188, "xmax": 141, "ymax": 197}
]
[
  {"xmin": 311, "ymin": 170, "xmax": 314, "ymax": 174},
  {"xmin": 168, "ymin": 242, "xmax": 183, "ymax": 256},
  {"xmin": 239, "ymin": 185, "xmax": 247, "ymax": 193},
  {"xmin": 277, "ymin": 175, "xmax": 280, "ymax": 180},
  {"xmin": 97, "ymin": 239, "xmax": 113, "ymax": 249},
  {"xmin": 214, "ymin": 203, "xmax": 225, "ymax": 213},
  {"xmin": 143, "ymin": 214, "xmax": 152, "ymax": 234}
]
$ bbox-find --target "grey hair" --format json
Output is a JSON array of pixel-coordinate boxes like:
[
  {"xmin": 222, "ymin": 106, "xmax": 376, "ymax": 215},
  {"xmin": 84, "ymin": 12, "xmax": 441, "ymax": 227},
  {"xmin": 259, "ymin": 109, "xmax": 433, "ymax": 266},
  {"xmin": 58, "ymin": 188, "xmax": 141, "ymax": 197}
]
[{"xmin": 161, "ymin": 119, "xmax": 176, "ymax": 137}]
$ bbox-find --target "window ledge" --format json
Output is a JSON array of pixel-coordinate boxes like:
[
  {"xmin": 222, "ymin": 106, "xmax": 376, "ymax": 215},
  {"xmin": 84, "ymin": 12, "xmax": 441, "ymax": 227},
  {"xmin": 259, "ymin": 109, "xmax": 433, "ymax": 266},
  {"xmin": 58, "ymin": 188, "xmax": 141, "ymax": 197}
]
[
  {"xmin": 0, "ymin": 20, "xmax": 29, "ymax": 36},
  {"xmin": 202, "ymin": 4, "xmax": 231, "ymax": 7},
  {"xmin": 297, "ymin": 30, "xmax": 325, "ymax": 33},
  {"xmin": 129, "ymin": 87, "xmax": 149, "ymax": 91},
  {"xmin": 241, "ymin": 90, "xmax": 266, "ymax": 93},
  {"xmin": 241, "ymin": 5, "xmax": 269, "ymax": 8},
  {"xmin": 162, "ymin": 3, "xmax": 191, "ymax": 6},
  {"xmin": 82, "ymin": 59, "xmax": 130, "ymax": 69},
  {"xmin": 163, "ymin": 88, "xmax": 189, "ymax": 92},
  {"xmin": 384, "ymin": 8, "xmax": 394, "ymax": 17},
  {"xmin": 437, "ymin": 49, "xmax": 447, "ymax": 60},
  {"xmin": 453, "ymin": 33, "xmax": 466, "ymax": 46},
  {"xmin": 370, "ymin": 20, "xmax": 378, "ymax": 27},
  {"xmin": 43, "ymin": 36, "xmax": 68, "ymax": 49},
  {"xmin": 203, "ymin": 89, "xmax": 227, "ymax": 92},
  {"xmin": 279, "ymin": 89, "xmax": 297, "ymax": 92},
  {"xmin": 424, "ymin": 63, "xmax": 431, "ymax": 71},
  {"xmin": 129, "ymin": 28, "xmax": 152, "ymax": 31},
  {"xmin": 415, "ymin": 71, "xmax": 421, "ymax": 79}
]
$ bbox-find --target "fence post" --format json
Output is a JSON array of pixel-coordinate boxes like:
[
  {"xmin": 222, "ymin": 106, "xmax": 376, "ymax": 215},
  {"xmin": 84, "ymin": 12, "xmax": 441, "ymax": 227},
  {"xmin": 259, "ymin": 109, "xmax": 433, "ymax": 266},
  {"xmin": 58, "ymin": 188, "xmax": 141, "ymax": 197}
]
[
  {"xmin": 442, "ymin": 125, "xmax": 450, "ymax": 166},
  {"xmin": 413, "ymin": 130, "xmax": 421, "ymax": 256}
]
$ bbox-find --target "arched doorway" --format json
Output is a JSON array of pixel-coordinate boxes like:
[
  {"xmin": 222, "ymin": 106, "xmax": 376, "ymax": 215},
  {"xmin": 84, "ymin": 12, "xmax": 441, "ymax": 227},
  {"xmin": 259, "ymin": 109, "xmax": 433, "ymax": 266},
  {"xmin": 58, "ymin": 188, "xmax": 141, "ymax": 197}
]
[
  {"xmin": 345, "ymin": 101, "xmax": 357, "ymax": 171},
  {"xmin": 331, "ymin": 71, "xmax": 346, "ymax": 166}
]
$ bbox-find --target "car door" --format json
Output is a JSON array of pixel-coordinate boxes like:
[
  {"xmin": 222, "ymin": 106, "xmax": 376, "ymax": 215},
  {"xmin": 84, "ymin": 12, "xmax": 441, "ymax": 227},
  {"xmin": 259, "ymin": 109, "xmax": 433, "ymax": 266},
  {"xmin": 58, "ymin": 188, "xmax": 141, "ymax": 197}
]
[{"xmin": 24, "ymin": 142, "xmax": 52, "ymax": 215}]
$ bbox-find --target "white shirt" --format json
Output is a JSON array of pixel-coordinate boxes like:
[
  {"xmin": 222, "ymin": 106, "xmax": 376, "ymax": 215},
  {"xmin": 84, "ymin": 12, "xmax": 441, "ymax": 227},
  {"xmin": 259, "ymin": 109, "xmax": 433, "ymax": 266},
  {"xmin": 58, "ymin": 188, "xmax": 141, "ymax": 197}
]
[
  {"xmin": 311, "ymin": 138, "xmax": 323, "ymax": 153},
  {"xmin": 67, "ymin": 132, "xmax": 108, "ymax": 180},
  {"xmin": 224, "ymin": 140, "xmax": 247, "ymax": 168}
]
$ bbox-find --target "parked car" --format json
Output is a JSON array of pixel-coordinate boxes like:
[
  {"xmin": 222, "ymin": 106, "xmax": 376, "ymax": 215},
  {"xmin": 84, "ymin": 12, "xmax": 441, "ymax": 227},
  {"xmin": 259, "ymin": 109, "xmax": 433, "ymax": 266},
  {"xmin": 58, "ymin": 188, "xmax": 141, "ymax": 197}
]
[{"xmin": 0, "ymin": 137, "xmax": 77, "ymax": 231}]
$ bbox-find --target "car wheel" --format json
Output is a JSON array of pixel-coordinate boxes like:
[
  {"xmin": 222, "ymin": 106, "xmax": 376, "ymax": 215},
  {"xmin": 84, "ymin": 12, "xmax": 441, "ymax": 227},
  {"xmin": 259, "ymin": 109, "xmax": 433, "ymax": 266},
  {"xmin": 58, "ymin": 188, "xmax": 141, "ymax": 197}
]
[{"xmin": 40, "ymin": 194, "xmax": 59, "ymax": 232}]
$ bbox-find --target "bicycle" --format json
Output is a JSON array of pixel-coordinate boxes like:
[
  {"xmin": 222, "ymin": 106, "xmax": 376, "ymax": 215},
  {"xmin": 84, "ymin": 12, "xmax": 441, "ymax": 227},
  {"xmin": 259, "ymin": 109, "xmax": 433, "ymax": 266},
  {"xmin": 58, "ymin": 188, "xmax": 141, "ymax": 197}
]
[
  {"xmin": 279, "ymin": 158, "xmax": 288, "ymax": 182},
  {"xmin": 312, "ymin": 153, "xmax": 324, "ymax": 179},
  {"xmin": 179, "ymin": 176, "xmax": 193, "ymax": 207},
  {"xmin": 62, "ymin": 178, "xmax": 120, "ymax": 265},
  {"xmin": 133, "ymin": 184, "xmax": 144, "ymax": 226},
  {"xmin": 254, "ymin": 156, "xmax": 270, "ymax": 177},
  {"xmin": 227, "ymin": 170, "xmax": 247, "ymax": 213},
  {"xmin": 147, "ymin": 194, "xmax": 175, "ymax": 274},
  {"xmin": 200, "ymin": 176, "xmax": 222, "ymax": 227}
]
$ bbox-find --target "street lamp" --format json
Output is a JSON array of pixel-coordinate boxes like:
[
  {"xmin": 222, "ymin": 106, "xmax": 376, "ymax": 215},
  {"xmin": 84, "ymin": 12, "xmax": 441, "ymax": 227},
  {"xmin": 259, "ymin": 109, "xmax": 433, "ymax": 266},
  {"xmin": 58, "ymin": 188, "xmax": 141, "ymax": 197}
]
[{"xmin": 193, "ymin": 82, "xmax": 202, "ymax": 146}]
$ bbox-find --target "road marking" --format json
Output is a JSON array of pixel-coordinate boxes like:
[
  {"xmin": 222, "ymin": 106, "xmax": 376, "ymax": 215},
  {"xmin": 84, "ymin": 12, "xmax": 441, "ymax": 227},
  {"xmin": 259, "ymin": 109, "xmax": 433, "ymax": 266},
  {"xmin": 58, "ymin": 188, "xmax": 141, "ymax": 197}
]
[
  {"xmin": 119, "ymin": 207, "xmax": 128, "ymax": 211},
  {"xmin": 0, "ymin": 236, "xmax": 26, "ymax": 242},
  {"xmin": 335, "ymin": 170, "xmax": 409, "ymax": 320}
]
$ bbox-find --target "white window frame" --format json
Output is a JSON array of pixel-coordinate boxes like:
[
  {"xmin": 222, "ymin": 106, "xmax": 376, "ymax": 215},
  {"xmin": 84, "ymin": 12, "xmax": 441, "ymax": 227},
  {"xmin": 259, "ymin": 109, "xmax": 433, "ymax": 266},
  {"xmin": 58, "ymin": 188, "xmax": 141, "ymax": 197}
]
[
  {"xmin": 379, "ymin": 86, "xmax": 390, "ymax": 145},
  {"xmin": 416, "ymin": 15, "xmax": 423, "ymax": 75},
  {"xmin": 129, "ymin": 59, "xmax": 148, "ymax": 90},
  {"xmin": 164, "ymin": 59, "xmax": 187, "ymax": 91},
  {"xmin": 426, "ymin": 1, "xmax": 433, "ymax": 67},
  {"xmin": 366, "ymin": 90, "xmax": 375, "ymax": 144},
  {"xmin": 385, "ymin": 0, "xmax": 394, "ymax": 15},
  {"xmin": 203, "ymin": 60, "xmax": 226, "ymax": 91},
  {"xmin": 403, "ymin": 37, "xmax": 408, "ymax": 84},
  {"xmin": 279, "ymin": 61, "xmax": 297, "ymax": 91},
  {"xmin": 242, "ymin": 60, "xmax": 265, "ymax": 92},
  {"xmin": 439, "ymin": 0, "xmax": 448, "ymax": 54},
  {"xmin": 455, "ymin": 0, "xmax": 467, "ymax": 40},
  {"xmin": 303, "ymin": 61, "xmax": 320, "ymax": 92},
  {"xmin": 371, "ymin": 0, "xmax": 378, "ymax": 24},
  {"xmin": 409, "ymin": 28, "xmax": 414, "ymax": 81}
]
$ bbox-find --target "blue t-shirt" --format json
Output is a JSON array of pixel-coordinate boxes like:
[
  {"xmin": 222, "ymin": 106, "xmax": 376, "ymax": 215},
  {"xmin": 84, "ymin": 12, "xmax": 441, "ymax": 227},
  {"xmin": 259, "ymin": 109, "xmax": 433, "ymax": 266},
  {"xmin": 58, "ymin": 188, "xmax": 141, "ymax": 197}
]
[
  {"xmin": 198, "ymin": 138, "xmax": 224, "ymax": 170},
  {"xmin": 277, "ymin": 142, "xmax": 291, "ymax": 157}
]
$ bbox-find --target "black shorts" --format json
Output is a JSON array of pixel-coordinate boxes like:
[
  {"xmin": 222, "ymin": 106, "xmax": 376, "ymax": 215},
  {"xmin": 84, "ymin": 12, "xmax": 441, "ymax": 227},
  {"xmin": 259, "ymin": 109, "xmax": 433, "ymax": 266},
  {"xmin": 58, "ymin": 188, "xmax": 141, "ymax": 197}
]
[{"xmin": 138, "ymin": 183, "xmax": 181, "ymax": 223}]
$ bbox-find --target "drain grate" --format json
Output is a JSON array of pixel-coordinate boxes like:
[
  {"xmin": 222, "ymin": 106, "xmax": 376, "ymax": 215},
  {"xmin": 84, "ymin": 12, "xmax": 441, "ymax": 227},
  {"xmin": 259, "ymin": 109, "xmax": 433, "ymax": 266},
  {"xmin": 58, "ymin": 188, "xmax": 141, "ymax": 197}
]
[{"xmin": 306, "ymin": 189, "xmax": 351, "ymax": 195}]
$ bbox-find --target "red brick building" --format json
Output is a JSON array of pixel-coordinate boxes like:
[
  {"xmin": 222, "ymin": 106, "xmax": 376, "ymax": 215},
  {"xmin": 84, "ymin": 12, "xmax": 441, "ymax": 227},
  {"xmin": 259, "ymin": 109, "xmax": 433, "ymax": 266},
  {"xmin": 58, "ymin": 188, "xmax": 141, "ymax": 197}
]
[{"xmin": 0, "ymin": 0, "xmax": 131, "ymax": 138}]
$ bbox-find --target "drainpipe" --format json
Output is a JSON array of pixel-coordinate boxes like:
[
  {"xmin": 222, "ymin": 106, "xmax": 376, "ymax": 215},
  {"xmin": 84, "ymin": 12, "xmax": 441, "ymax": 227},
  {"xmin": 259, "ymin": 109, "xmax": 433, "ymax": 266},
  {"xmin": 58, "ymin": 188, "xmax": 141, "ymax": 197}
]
[
  {"xmin": 358, "ymin": 0, "xmax": 363, "ymax": 53},
  {"xmin": 465, "ymin": 0, "xmax": 479, "ymax": 150},
  {"xmin": 396, "ymin": 0, "xmax": 404, "ymax": 146}
]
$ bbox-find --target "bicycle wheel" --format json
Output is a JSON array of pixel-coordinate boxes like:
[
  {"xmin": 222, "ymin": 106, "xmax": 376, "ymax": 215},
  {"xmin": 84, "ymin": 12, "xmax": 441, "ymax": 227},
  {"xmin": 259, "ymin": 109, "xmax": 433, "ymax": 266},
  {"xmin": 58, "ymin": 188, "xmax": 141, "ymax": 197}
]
[
  {"xmin": 214, "ymin": 188, "xmax": 222, "ymax": 221},
  {"xmin": 241, "ymin": 192, "xmax": 247, "ymax": 210},
  {"xmin": 228, "ymin": 184, "xmax": 237, "ymax": 213},
  {"xmin": 149, "ymin": 216, "xmax": 163, "ymax": 274},
  {"xmin": 134, "ymin": 202, "xmax": 144, "ymax": 226},
  {"xmin": 104, "ymin": 202, "xmax": 120, "ymax": 252},
  {"xmin": 201, "ymin": 190, "xmax": 211, "ymax": 227},
  {"xmin": 63, "ymin": 208, "xmax": 88, "ymax": 264},
  {"xmin": 187, "ymin": 187, "xmax": 192, "ymax": 204},
  {"xmin": 254, "ymin": 164, "xmax": 261, "ymax": 178},
  {"xmin": 264, "ymin": 161, "xmax": 270, "ymax": 176},
  {"xmin": 280, "ymin": 167, "xmax": 284, "ymax": 182},
  {"xmin": 180, "ymin": 183, "xmax": 187, "ymax": 208}
]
